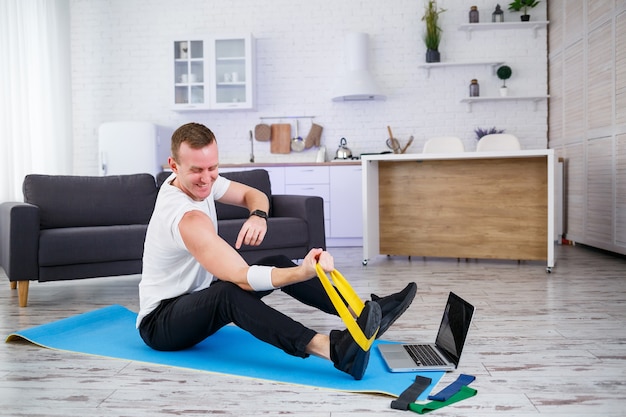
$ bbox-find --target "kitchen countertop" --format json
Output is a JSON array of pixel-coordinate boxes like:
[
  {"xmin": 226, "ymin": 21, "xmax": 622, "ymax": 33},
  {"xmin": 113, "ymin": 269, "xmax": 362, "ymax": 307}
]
[
  {"xmin": 220, "ymin": 160, "xmax": 361, "ymax": 168},
  {"xmin": 161, "ymin": 160, "xmax": 361, "ymax": 171},
  {"xmin": 360, "ymin": 149, "xmax": 553, "ymax": 162}
]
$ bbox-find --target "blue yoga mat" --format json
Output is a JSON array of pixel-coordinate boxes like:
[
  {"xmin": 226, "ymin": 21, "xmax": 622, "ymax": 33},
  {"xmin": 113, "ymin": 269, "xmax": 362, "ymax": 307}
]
[{"xmin": 6, "ymin": 305, "xmax": 443, "ymax": 397}]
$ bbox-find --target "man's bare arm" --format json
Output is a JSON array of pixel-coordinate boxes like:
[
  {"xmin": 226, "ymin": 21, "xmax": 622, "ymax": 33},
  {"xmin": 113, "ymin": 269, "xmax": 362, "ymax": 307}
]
[
  {"xmin": 217, "ymin": 181, "xmax": 270, "ymax": 249},
  {"xmin": 178, "ymin": 210, "xmax": 333, "ymax": 290}
]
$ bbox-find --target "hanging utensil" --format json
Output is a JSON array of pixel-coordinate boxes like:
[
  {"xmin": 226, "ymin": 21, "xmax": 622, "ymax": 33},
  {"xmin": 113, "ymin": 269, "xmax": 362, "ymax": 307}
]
[
  {"xmin": 254, "ymin": 123, "xmax": 271, "ymax": 141},
  {"xmin": 249, "ymin": 130, "xmax": 255, "ymax": 163},
  {"xmin": 291, "ymin": 119, "xmax": 305, "ymax": 152},
  {"xmin": 270, "ymin": 123, "xmax": 291, "ymax": 154},
  {"xmin": 305, "ymin": 122, "xmax": 323, "ymax": 149}
]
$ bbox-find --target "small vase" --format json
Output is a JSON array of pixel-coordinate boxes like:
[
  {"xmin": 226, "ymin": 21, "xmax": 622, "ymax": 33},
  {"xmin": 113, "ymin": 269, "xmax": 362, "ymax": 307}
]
[
  {"xmin": 499, "ymin": 87, "xmax": 508, "ymax": 97},
  {"xmin": 521, "ymin": 14, "xmax": 530, "ymax": 21},
  {"xmin": 469, "ymin": 6, "xmax": 479, "ymax": 23},
  {"xmin": 469, "ymin": 79, "xmax": 479, "ymax": 97},
  {"xmin": 426, "ymin": 49, "xmax": 440, "ymax": 63}
]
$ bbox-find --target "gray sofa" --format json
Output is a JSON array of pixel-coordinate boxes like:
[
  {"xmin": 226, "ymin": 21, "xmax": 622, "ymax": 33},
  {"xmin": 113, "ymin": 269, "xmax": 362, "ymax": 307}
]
[{"xmin": 0, "ymin": 169, "xmax": 325, "ymax": 307}]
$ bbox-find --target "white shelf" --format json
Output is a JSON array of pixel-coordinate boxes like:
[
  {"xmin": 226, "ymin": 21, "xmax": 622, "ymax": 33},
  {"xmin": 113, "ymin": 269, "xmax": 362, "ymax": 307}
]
[
  {"xmin": 418, "ymin": 60, "xmax": 505, "ymax": 77},
  {"xmin": 460, "ymin": 95, "xmax": 549, "ymax": 112},
  {"xmin": 459, "ymin": 21, "xmax": 549, "ymax": 39},
  {"xmin": 216, "ymin": 82, "xmax": 246, "ymax": 86},
  {"xmin": 216, "ymin": 57, "xmax": 246, "ymax": 62}
]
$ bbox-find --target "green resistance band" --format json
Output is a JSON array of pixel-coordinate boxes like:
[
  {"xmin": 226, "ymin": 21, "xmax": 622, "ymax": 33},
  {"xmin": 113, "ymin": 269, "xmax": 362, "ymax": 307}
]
[{"xmin": 408, "ymin": 386, "xmax": 477, "ymax": 414}]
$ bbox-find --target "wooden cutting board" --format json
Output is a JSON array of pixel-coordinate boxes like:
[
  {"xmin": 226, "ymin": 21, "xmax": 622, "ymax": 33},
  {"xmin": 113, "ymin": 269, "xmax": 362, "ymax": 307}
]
[{"xmin": 270, "ymin": 124, "xmax": 291, "ymax": 154}]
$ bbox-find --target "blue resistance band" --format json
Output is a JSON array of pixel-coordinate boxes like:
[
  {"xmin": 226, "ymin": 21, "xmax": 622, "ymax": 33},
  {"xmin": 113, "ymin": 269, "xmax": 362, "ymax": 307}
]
[{"xmin": 427, "ymin": 373, "xmax": 475, "ymax": 401}]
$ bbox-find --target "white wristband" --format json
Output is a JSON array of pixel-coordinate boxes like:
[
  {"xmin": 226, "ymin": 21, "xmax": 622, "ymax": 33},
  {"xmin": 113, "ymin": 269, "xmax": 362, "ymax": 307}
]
[{"xmin": 247, "ymin": 265, "xmax": 277, "ymax": 291}]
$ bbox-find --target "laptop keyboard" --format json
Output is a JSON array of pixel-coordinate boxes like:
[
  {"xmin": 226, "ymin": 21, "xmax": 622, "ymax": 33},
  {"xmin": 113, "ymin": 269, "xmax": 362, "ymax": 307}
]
[{"xmin": 404, "ymin": 344, "xmax": 447, "ymax": 366}]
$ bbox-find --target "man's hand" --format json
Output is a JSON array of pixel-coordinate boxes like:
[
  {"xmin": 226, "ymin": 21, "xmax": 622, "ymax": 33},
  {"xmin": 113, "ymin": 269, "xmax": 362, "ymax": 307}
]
[
  {"xmin": 301, "ymin": 248, "xmax": 334, "ymax": 277},
  {"xmin": 235, "ymin": 215, "xmax": 268, "ymax": 249}
]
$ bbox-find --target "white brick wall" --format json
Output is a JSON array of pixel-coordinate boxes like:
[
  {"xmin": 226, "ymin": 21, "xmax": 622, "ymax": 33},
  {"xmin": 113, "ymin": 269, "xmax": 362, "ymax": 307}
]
[{"xmin": 69, "ymin": 0, "xmax": 548, "ymax": 173}]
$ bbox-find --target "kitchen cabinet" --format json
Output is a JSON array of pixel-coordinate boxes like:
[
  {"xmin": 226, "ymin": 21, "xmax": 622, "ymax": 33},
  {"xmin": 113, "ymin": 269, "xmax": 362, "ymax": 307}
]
[
  {"xmin": 329, "ymin": 165, "xmax": 363, "ymax": 240},
  {"xmin": 284, "ymin": 166, "xmax": 331, "ymax": 238},
  {"xmin": 172, "ymin": 34, "xmax": 255, "ymax": 111},
  {"xmin": 219, "ymin": 166, "xmax": 284, "ymax": 195},
  {"xmin": 284, "ymin": 164, "xmax": 364, "ymax": 246},
  {"xmin": 263, "ymin": 166, "xmax": 285, "ymax": 195},
  {"xmin": 173, "ymin": 39, "xmax": 207, "ymax": 109},
  {"xmin": 220, "ymin": 164, "xmax": 364, "ymax": 246},
  {"xmin": 211, "ymin": 35, "xmax": 255, "ymax": 110}
]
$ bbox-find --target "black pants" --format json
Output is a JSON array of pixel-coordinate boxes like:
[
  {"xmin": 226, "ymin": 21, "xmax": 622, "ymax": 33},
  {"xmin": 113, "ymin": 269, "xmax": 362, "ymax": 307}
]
[{"xmin": 138, "ymin": 255, "xmax": 339, "ymax": 358}]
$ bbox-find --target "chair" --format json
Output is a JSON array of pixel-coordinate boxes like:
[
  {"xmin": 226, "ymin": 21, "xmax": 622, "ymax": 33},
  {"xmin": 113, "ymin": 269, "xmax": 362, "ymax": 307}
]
[
  {"xmin": 422, "ymin": 136, "xmax": 465, "ymax": 153},
  {"xmin": 476, "ymin": 134, "xmax": 521, "ymax": 151}
]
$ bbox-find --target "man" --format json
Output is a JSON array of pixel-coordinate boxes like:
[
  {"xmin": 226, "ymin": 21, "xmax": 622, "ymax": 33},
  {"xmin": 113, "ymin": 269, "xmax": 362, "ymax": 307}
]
[{"xmin": 136, "ymin": 122, "xmax": 416, "ymax": 380}]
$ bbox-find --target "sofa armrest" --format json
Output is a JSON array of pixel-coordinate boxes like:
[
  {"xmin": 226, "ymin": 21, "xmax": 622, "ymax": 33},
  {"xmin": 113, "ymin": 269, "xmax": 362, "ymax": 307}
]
[
  {"xmin": 271, "ymin": 195, "xmax": 326, "ymax": 251},
  {"xmin": 0, "ymin": 202, "xmax": 40, "ymax": 282}
]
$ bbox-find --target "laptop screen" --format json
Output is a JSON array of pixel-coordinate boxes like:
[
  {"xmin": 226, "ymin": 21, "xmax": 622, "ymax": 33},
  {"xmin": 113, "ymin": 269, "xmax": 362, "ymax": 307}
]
[{"xmin": 434, "ymin": 292, "xmax": 475, "ymax": 365}]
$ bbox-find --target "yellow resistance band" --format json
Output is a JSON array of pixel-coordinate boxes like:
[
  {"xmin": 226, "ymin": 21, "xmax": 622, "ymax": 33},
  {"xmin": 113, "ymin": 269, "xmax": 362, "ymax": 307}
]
[{"xmin": 315, "ymin": 263, "xmax": 378, "ymax": 351}]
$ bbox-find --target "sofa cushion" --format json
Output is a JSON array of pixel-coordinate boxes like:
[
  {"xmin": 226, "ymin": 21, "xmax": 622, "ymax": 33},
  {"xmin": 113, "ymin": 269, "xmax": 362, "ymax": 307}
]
[
  {"xmin": 23, "ymin": 174, "xmax": 158, "ymax": 229},
  {"xmin": 216, "ymin": 169, "xmax": 273, "ymax": 220},
  {"xmin": 218, "ymin": 217, "xmax": 308, "ymax": 250},
  {"xmin": 38, "ymin": 225, "xmax": 148, "ymax": 266},
  {"xmin": 156, "ymin": 171, "xmax": 171, "ymax": 187}
]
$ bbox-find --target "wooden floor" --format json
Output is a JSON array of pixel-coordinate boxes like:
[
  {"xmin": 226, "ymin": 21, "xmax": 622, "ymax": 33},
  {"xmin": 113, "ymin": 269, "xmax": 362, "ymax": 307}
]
[{"xmin": 1, "ymin": 244, "xmax": 625, "ymax": 416}]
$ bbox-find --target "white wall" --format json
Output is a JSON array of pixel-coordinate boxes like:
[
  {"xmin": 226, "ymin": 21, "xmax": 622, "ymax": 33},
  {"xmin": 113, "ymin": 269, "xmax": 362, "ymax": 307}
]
[{"xmin": 69, "ymin": 0, "xmax": 548, "ymax": 173}]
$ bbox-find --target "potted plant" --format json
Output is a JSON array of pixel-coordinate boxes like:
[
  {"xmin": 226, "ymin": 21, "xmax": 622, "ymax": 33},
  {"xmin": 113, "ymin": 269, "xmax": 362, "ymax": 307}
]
[
  {"xmin": 474, "ymin": 126, "xmax": 505, "ymax": 141},
  {"xmin": 508, "ymin": 0, "xmax": 539, "ymax": 21},
  {"xmin": 422, "ymin": 0, "xmax": 446, "ymax": 63},
  {"xmin": 496, "ymin": 65, "xmax": 512, "ymax": 96}
]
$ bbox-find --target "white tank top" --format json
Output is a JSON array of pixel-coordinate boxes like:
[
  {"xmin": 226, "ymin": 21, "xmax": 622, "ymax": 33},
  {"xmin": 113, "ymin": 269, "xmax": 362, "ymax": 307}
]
[{"xmin": 136, "ymin": 173, "xmax": 230, "ymax": 327}]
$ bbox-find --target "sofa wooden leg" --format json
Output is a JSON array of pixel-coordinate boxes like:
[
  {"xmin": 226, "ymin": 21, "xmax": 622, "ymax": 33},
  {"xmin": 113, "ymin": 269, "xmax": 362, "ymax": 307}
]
[
  {"xmin": 10, "ymin": 281, "xmax": 17, "ymax": 290},
  {"xmin": 17, "ymin": 281, "xmax": 29, "ymax": 307}
]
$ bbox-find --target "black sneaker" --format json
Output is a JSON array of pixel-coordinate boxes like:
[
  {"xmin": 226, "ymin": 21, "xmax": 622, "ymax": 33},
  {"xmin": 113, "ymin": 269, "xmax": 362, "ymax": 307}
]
[
  {"xmin": 329, "ymin": 300, "xmax": 381, "ymax": 380},
  {"xmin": 371, "ymin": 282, "xmax": 417, "ymax": 339}
]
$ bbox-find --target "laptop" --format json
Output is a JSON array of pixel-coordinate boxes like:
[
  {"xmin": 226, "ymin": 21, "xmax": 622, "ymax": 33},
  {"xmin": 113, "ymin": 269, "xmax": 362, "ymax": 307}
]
[{"xmin": 378, "ymin": 292, "xmax": 475, "ymax": 372}]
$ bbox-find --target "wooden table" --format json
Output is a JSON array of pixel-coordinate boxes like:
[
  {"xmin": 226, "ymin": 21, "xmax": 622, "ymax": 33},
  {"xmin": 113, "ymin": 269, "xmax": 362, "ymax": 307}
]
[{"xmin": 361, "ymin": 150, "xmax": 556, "ymax": 271}]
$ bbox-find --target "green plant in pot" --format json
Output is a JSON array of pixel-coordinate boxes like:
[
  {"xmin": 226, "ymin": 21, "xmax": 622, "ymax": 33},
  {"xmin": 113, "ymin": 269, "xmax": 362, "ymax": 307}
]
[
  {"xmin": 508, "ymin": 0, "xmax": 539, "ymax": 21},
  {"xmin": 496, "ymin": 65, "xmax": 512, "ymax": 96},
  {"xmin": 422, "ymin": 0, "xmax": 446, "ymax": 63}
]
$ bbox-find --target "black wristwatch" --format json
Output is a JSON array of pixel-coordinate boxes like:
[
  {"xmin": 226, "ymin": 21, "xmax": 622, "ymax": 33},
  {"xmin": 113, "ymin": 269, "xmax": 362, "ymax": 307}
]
[{"xmin": 250, "ymin": 209, "xmax": 268, "ymax": 220}]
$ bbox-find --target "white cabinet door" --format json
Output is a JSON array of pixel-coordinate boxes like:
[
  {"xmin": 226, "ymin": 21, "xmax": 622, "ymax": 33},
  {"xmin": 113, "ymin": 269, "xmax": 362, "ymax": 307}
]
[
  {"xmin": 263, "ymin": 166, "xmax": 285, "ymax": 195},
  {"xmin": 285, "ymin": 166, "xmax": 330, "ymax": 237},
  {"xmin": 220, "ymin": 165, "xmax": 364, "ymax": 242},
  {"xmin": 329, "ymin": 165, "xmax": 363, "ymax": 238},
  {"xmin": 173, "ymin": 39, "xmax": 210, "ymax": 110},
  {"xmin": 210, "ymin": 34, "xmax": 255, "ymax": 110}
]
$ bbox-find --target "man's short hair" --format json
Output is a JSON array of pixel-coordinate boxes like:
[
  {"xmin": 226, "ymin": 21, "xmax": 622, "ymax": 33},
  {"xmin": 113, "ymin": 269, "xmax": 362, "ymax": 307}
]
[{"xmin": 171, "ymin": 123, "xmax": 216, "ymax": 162}]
